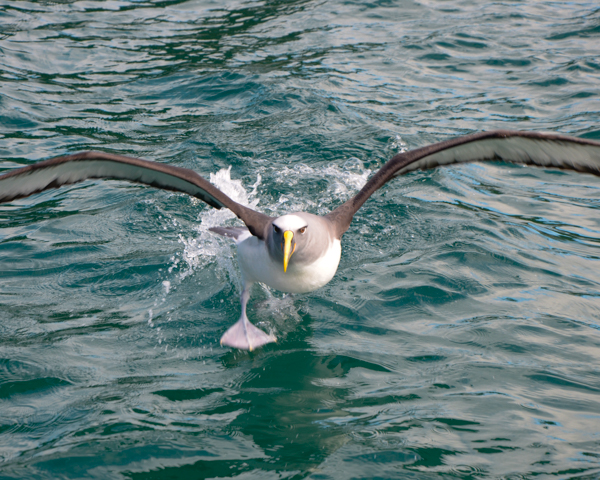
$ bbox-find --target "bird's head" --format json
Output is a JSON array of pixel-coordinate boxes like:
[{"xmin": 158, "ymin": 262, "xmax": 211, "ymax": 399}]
[{"xmin": 268, "ymin": 213, "xmax": 333, "ymax": 272}]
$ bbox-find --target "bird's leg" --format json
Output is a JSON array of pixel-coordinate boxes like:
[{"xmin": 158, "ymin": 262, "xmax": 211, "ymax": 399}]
[{"xmin": 220, "ymin": 285, "xmax": 276, "ymax": 351}]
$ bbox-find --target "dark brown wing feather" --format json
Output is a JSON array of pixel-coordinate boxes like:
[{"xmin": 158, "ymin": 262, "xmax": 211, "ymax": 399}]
[
  {"xmin": 0, "ymin": 151, "xmax": 272, "ymax": 240},
  {"xmin": 326, "ymin": 130, "xmax": 600, "ymax": 238}
]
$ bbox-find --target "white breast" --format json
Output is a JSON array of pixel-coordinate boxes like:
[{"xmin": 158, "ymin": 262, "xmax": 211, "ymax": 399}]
[{"xmin": 236, "ymin": 236, "xmax": 341, "ymax": 293}]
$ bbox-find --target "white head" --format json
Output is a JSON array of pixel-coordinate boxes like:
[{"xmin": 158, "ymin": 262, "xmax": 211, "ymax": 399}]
[
  {"xmin": 267, "ymin": 212, "xmax": 335, "ymax": 272},
  {"xmin": 272, "ymin": 214, "xmax": 307, "ymax": 233}
]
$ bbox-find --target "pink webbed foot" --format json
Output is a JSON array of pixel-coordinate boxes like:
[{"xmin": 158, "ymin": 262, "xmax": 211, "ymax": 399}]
[{"xmin": 220, "ymin": 317, "xmax": 276, "ymax": 351}]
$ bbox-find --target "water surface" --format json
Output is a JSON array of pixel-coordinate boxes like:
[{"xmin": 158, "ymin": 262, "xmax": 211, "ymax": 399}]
[{"xmin": 1, "ymin": 1, "xmax": 600, "ymax": 478}]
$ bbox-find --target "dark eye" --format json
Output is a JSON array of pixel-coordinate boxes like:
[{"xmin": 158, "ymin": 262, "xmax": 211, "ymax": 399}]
[
  {"xmin": 299, "ymin": 227, "xmax": 307, "ymax": 234},
  {"xmin": 273, "ymin": 225, "xmax": 281, "ymax": 234}
]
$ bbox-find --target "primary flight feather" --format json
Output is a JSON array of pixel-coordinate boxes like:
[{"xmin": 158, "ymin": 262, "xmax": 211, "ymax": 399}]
[{"xmin": 1, "ymin": 130, "xmax": 599, "ymax": 350}]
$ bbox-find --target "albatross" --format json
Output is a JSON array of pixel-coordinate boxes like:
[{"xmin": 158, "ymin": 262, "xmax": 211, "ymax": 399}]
[{"xmin": 1, "ymin": 130, "xmax": 600, "ymax": 351}]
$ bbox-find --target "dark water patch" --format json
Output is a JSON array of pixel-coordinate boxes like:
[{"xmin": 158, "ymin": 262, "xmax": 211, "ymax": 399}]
[
  {"xmin": 485, "ymin": 58, "xmax": 533, "ymax": 67},
  {"xmin": 379, "ymin": 284, "xmax": 467, "ymax": 305},
  {"xmin": 547, "ymin": 24, "xmax": 600, "ymax": 41},
  {"xmin": 528, "ymin": 373, "xmax": 600, "ymax": 394},
  {"xmin": 0, "ymin": 376, "xmax": 71, "ymax": 400},
  {"xmin": 527, "ymin": 77, "xmax": 570, "ymax": 88},
  {"xmin": 407, "ymin": 355, "xmax": 446, "ymax": 363},
  {"xmin": 418, "ymin": 53, "xmax": 452, "ymax": 62},
  {"xmin": 432, "ymin": 383, "xmax": 453, "ymax": 390},
  {"xmin": 153, "ymin": 387, "xmax": 227, "ymax": 406},
  {"xmin": 581, "ymin": 130, "xmax": 600, "ymax": 140},
  {"xmin": 435, "ymin": 417, "xmax": 480, "ymax": 429}
]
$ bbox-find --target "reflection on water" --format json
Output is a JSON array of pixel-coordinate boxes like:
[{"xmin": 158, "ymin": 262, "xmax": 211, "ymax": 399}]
[{"xmin": 1, "ymin": 0, "xmax": 600, "ymax": 478}]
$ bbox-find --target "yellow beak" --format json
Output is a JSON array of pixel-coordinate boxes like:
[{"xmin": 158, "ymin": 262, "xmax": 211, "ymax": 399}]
[{"xmin": 283, "ymin": 230, "xmax": 295, "ymax": 272}]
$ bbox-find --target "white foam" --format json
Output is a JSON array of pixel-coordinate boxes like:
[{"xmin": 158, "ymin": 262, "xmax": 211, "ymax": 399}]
[
  {"xmin": 176, "ymin": 167, "xmax": 262, "ymax": 283},
  {"xmin": 390, "ymin": 134, "xmax": 408, "ymax": 153}
]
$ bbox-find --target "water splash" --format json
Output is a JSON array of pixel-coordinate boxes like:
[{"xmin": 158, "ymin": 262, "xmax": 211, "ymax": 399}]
[
  {"xmin": 176, "ymin": 161, "xmax": 370, "ymax": 278},
  {"xmin": 391, "ymin": 134, "xmax": 408, "ymax": 153},
  {"xmin": 177, "ymin": 166, "xmax": 262, "ymax": 282}
]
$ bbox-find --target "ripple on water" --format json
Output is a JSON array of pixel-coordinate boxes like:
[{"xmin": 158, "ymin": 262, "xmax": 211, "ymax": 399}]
[{"xmin": 1, "ymin": 0, "xmax": 600, "ymax": 478}]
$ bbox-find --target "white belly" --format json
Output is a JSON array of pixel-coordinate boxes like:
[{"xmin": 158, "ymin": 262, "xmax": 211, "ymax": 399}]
[{"xmin": 237, "ymin": 236, "xmax": 341, "ymax": 293}]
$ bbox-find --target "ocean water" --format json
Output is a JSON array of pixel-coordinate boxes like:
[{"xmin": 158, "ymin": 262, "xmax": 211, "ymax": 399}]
[{"xmin": 1, "ymin": 1, "xmax": 600, "ymax": 478}]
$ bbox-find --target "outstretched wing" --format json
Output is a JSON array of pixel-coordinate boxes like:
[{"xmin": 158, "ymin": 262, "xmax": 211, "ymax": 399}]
[
  {"xmin": 326, "ymin": 130, "xmax": 600, "ymax": 238},
  {"xmin": 0, "ymin": 151, "xmax": 272, "ymax": 239}
]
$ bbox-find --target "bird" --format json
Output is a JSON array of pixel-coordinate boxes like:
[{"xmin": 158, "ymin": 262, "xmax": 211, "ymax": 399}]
[{"xmin": 1, "ymin": 130, "xmax": 600, "ymax": 351}]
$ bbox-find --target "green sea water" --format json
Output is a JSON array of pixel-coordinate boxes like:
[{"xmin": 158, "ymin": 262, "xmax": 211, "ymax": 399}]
[{"xmin": 1, "ymin": 1, "xmax": 600, "ymax": 478}]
